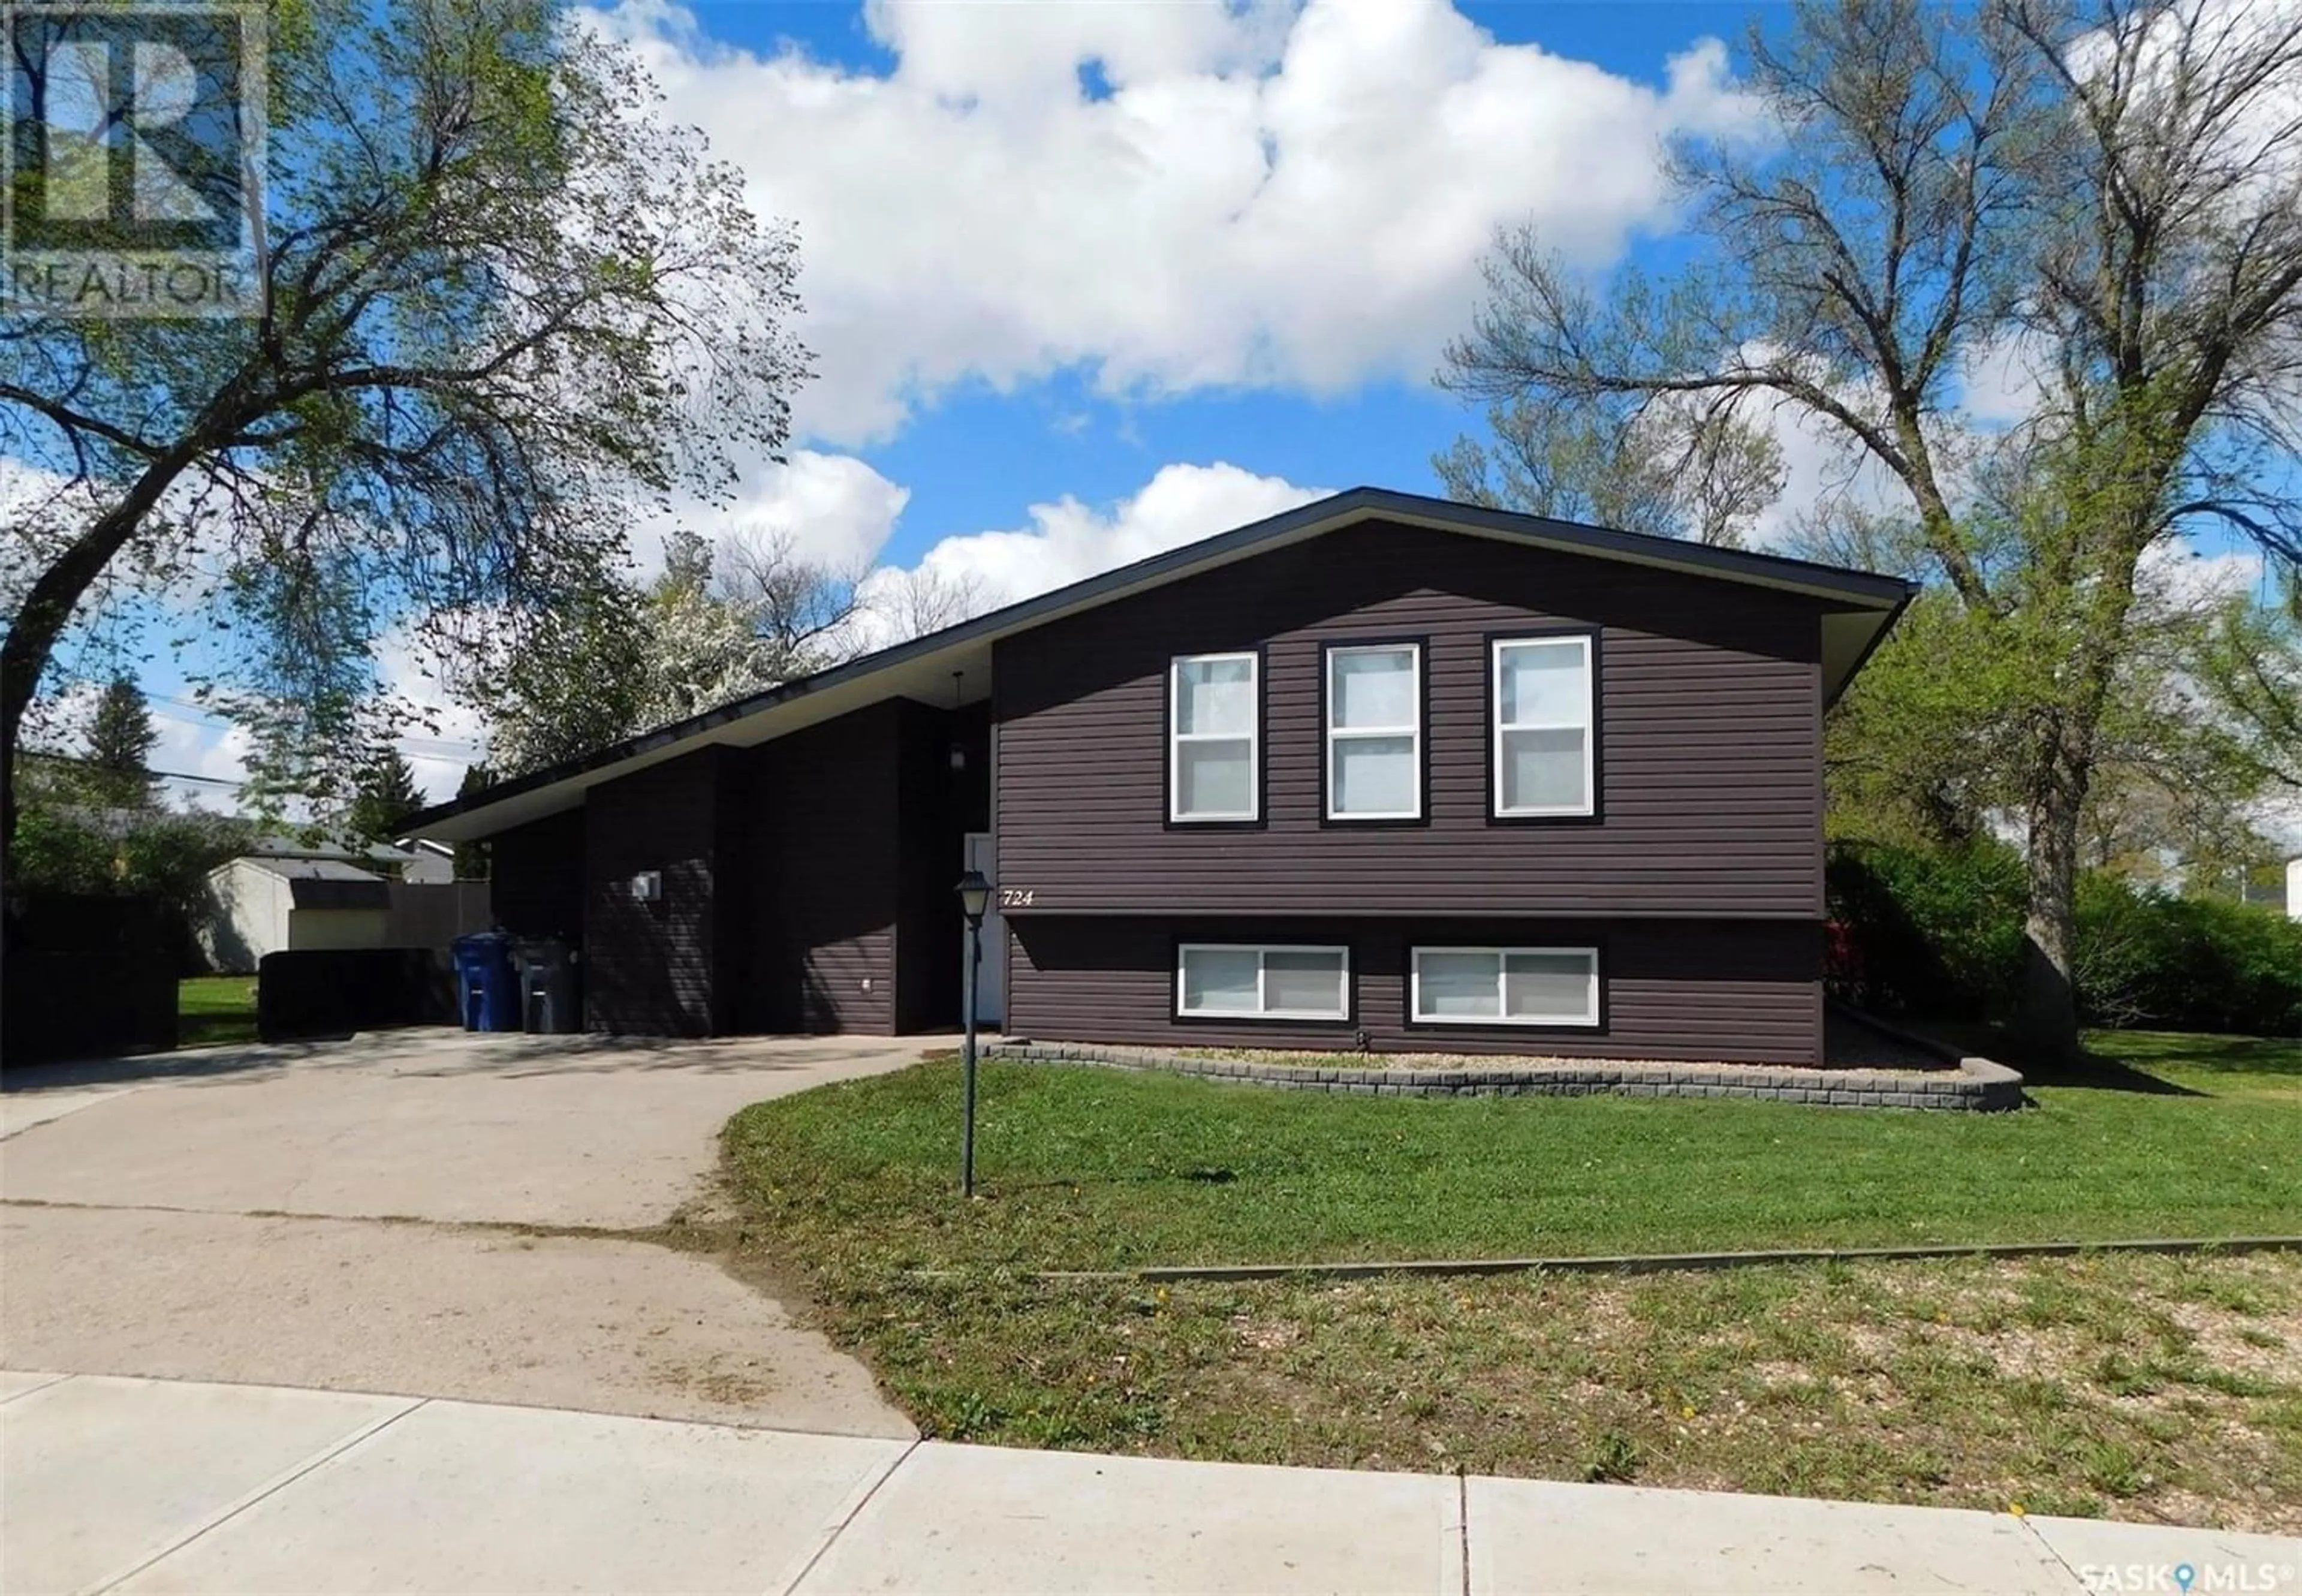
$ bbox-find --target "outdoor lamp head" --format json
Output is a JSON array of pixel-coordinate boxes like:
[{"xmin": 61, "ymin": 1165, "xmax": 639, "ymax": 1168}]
[{"xmin": 956, "ymin": 869, "xmax": 991, "ymax": 925}]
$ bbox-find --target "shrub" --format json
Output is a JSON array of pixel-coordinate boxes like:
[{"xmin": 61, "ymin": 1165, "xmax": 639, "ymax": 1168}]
[
  {"xmin": 1825, "ymin": 841, "xmax": 2027, "ymax": 1020},
  {"xmin": 2078, "ymin": 887, "xmax": 2302, "ymax": 1035},
  {"xmin": 1828, "ymin": 841, "xmax": 2302, "ymax": 1036}
]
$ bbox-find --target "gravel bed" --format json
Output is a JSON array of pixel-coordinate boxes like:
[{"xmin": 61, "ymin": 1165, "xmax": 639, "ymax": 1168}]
[{"xmin": 1156, "ymin": 1012, "xmax": 1957, "ymax": 1077}]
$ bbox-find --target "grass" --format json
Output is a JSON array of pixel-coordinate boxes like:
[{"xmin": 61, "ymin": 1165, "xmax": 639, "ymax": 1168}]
[
  {"xmin": 726, "ymin": 1031, "xmax": 2301, "ymax": 1270},
  {"xmin": 717, "ymin": 1029, "xmax": 2302, "ymax": 1530},
  {"xmin": 177, "ymin": 974, "xmax": 258, "ymax": 1047}
]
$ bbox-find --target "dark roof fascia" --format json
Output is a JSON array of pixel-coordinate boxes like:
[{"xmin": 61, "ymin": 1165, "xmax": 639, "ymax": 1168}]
[
  {"xmin": 1828, "ymin": 583, "xmax": 1920, "ymax": 707},
  {"xmin": 405, "ymin": 486, "xmax": 1917, "ymax": 833}
]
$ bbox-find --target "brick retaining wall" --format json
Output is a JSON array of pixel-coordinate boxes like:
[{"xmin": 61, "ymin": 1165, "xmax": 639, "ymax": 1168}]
[{"xmin": 986, "ymin": 1041, "xmax": 2026, "ymax": 1112}]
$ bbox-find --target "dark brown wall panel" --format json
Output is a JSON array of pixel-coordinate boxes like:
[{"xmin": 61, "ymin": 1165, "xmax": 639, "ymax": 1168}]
[
  {"xmin": 583, "ymin": 751, "xmax": 720, "ymax": 1037},
  {"xmin": 1007, "ymin": 917, "xmax": 1822, "ymax": 1064},
  {"xmin": 993, "ymin": 519, "xmax": 1827, "ymax": 920},
  {"xmin": 725, "ymin": 706, "xmax": 902, "ymax": 1035},
  {"xmin": 489, "ymin": 810, "xmax": 585, "ymax": 941}
]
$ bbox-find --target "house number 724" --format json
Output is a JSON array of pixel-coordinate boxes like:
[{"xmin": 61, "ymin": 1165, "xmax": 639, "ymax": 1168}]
[{"xmin": 998, "ymin": 887, "xmax": 1034, "ymax": 908}]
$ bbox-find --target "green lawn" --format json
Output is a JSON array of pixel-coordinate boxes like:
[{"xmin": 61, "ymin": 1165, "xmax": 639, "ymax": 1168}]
[
  {"xmin": 715, "ymin": 1031, "xmax": 2302, "ymax": 1530},
  {"xmin": 178, "ymin": 974, "xmax": 258, "ymax": 1048},
  {"xmin": 724, "ymin": 1031, "xmax": 2301, "ymax": 1270}
]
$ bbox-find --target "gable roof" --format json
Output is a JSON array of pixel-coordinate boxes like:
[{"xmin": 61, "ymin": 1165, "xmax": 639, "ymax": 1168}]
[
  {"xmin": 408, "ymin": 486, "xmax": 1916, "ymax": 843},
  {"xmin": 216, "ymin": 853, "xmax": 394, "ymax": 911}
]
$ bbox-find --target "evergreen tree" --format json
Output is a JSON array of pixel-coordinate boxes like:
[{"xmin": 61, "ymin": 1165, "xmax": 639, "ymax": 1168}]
[
  {"xmin": 85, "ymin": 677, "xmax": 157, "ymax": 809},
  {"xmin": 345, "ymin": 746, "xmax": 424, "ymax": 849},
  {"xmin": 451, "ymin": 765, "xmax": 493, "ymax": 881}
]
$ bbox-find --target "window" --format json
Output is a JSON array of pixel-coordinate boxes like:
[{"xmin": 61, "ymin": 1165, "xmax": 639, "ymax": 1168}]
[
  {"xmin": 1492, "ymin": 635, "xmax": 1595, "ymax": 817},
  {"xmin": 1325, "ymin": 643, "xmax": 1421, "ymax": 821},
  {"xmin": 1411, "ymin": 947, "xmax": 1599, "ymax": 1026},
  {"xmin": 1177, "ymin": 944, "xmax": 1350, "ymax": 1021},
  {"xmin": 1170, "ymin": 652, "xmax": 1259, "ymax": 823}
]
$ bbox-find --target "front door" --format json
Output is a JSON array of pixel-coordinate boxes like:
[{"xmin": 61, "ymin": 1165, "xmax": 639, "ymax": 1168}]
[{"xmin": 963, "ymin": 831, "xmax": 1004, "ymax": 1026}]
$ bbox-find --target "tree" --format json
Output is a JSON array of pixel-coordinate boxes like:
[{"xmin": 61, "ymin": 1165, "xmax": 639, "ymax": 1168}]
[
  {"xmin": 84, "ymin": 677, "xmax": 158, "ymax": 809},
  {"xmin": 1435, "ymin": 393, "xmax": 1786, "ymax": 546},
  {"xmin": 1442, "ymin": 0, "xmax": 2302, "ymax": 1054},
  {"xmin": 860, "ymin": 561, "xmax": 992, "ymax": 642},
  {"xmin": 0, "ymin": 0, "xmax": 807, "ymax": 874},
  {"xmin": 344, "ymin": 745, "xmax": 423, "ymax": 850},
  {"xmin": 478, "ymin": 529, "xmax": 870, "ymax": 776},
  {"xmin": 450, "ymin": 764, "xmax": 493, "ymax": 881}
]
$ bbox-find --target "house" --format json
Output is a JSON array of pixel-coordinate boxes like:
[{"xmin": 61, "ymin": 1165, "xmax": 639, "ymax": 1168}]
[
  {"xmin": 391, "ymin": 838, "xmax": 460, "ymax": 884},
  {"xmin": 406, "ymin": 488, "xmax": 1913, "ymax": 1064},
  {"xmin": 198, "ymin": 839, "xmax": 403, "ymax": 973}
]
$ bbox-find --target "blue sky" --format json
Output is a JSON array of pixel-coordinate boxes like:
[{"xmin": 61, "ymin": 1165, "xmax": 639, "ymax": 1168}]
[{"xmin": 49, "ymin": 0, "xmax": 2279, "ymax": 809}]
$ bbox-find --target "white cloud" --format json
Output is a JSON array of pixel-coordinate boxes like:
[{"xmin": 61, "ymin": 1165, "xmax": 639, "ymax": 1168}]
[
  {"xmin": 633, "ymin": 448, "xmax": 911, "ymax": 577},
  {"xmin": 830, "ymin": 459, "xmax": 1323, "ymax": 652},
  {"xmin": 2137, "ymin": 535, "xmax": 2269, "ymax": 609},
  {"xmin": 374, "ymin": 623, "xmax": 492, "ymax": 802},
  {"xmin": 149, "ymin": 709, "xmax": 259, "ymax": 812},
  {"xmin": 596, "ymin": 0, "xmax": 1770, "ymax": 442},
  {"xmin": 893, "ymin": 459, "xmax": 1322, "ymax": 606}
]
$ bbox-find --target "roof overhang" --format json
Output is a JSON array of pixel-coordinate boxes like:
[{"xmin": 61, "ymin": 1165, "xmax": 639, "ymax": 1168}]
[{"xmin": 408, "ymin": 487, "xmax": 1915, "ymax": 843}]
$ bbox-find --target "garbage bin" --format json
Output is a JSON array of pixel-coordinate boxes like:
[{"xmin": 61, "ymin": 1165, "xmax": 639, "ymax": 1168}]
[
  {"xmin": 513, "ymin": 937, "xmax": 581, "ymax": 1034},
  {"xmin": 450, "ymin": 932, "xmax": 519, "ymax": 1032}
]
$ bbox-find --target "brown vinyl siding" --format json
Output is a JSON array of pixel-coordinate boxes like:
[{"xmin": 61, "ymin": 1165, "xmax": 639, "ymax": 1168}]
[
  {"xmin": 993, "ymin": 519, "xmax": 1826, "ymax": 920},
  {"xmin": 1007, "ymin": 917, "xmax": 1822, "ymax": 1064},
  {"xmin": 583, "ymin": 750, "xmax": 721, "ymax": 1037}
]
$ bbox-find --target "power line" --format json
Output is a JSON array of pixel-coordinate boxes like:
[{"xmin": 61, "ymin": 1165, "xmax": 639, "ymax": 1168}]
[{"xmin": 20, "ymin": 747, "xmax": 244, "ymax": 788}]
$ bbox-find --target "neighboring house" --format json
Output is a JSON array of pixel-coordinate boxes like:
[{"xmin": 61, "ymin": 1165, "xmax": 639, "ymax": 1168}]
[
  {"xmin": 199, "ymin": 852, "xmax": 394, "ymax": 973},
  {"xmin": 393, "ymin": 838, "xmax": 459, "ymax": 884},
  {"xmin": 408, "ymin": 488, "xmax": 1914, "ymax": 1064}
]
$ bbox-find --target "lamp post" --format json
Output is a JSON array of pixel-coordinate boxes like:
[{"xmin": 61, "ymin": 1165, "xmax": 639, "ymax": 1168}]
[{"xmin": 956, "ymin": 869, "xmax": 991, "ymax": 1197}]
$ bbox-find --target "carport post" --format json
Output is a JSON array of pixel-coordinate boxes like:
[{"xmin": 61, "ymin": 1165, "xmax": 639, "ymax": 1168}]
[{"xmin": 957, "ymin": 871, "xmax": 992, "ymax": 1197}]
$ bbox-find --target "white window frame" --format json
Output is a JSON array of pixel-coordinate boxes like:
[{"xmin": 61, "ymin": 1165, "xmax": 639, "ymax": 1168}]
[
  {"xmin": 1410, "ymin": 945, "xmax": 1601, "ymax": 1028},
  {"xmin": 1324, "ymin": 642, "xmax": 1423, "ymax": 821},
  {"xmin": 1169, "ymin": 651, "xmax": 1260, "ymax": 824},
  {"xmin": 1176, "ymin": 942, "xmax": 1351, "ymax": 1022},
  {"xmin": 1491, "ymin": 634, "xmax": 1596, "ymax": 818}
]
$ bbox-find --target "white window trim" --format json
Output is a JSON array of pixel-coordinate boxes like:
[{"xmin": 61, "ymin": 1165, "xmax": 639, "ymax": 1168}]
[
  {"xmin": 1324, "ymin": 643, "xmax": 1423, "ymax": 821},
  {"xmin": 1176, "ymin": 942, "xmax": 1351, "ymax": 1022},
  {"xmin": 1170, "ymin": 651, "xmax": 1260, "ymax": 824},
  {"xmin": 1491, "ymin": 634, "xmax": 1596, "ymax": 818},
  {"xmin": 1410, "ymin": 945, "xmax": 1601, "ymax": 1028}
]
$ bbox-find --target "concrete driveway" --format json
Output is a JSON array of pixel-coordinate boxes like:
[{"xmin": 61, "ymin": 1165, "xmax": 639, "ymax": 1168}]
[{"xmin": 0, "ymin": 1029, "xmax": 936, "ymax": 1437}]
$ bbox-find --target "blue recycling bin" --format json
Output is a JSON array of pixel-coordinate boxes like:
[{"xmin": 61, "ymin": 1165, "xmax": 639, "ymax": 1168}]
[{"xmin": 450, "ymin": 932, "xmax": 519, "ymax": 1032}]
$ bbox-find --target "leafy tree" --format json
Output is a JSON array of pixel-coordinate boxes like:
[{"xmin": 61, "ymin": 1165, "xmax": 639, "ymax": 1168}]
[
  {"xmin": 1442, "ymin": 0, "xmax": 2302, "ymax": 1053},
  {"xmin": 480, "ymin": 528, "xmax": 878, "ymax": 775},
  {"xmin": 84, "ymin": 677, "xmax": 158, "ymax": 809},
  {"xmin": 8, "ymin": 752, "xmax": 255, "ymax": 965},
  {"xmin": 0, "ymin": 0, "xmax": 808, "ymax": 871},
  {"xmin": 344, "ymin": 745, "xmax": 424, "ymax": 850}
]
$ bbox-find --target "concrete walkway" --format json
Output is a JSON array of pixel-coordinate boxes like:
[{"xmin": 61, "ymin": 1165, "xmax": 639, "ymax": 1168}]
[{"xmin": 4, "ymin": 1372, "xmax": 2295, "ymax": 1595}]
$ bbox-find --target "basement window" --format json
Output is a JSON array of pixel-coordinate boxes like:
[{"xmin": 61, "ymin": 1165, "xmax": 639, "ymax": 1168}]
[
  {"xmin": 1177, "ymin": 944, "xmax": 1349, "ymax": 1021},
  {"xmin": 1411, "ymin": 947, "xmax": 1599, "ymax": 1026}
]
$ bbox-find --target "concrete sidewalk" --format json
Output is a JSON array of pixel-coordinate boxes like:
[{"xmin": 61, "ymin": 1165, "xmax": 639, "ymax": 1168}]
[{"xmin": 6, "ymin": 1372, "xmax": 2295, "ymax": 1595}]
